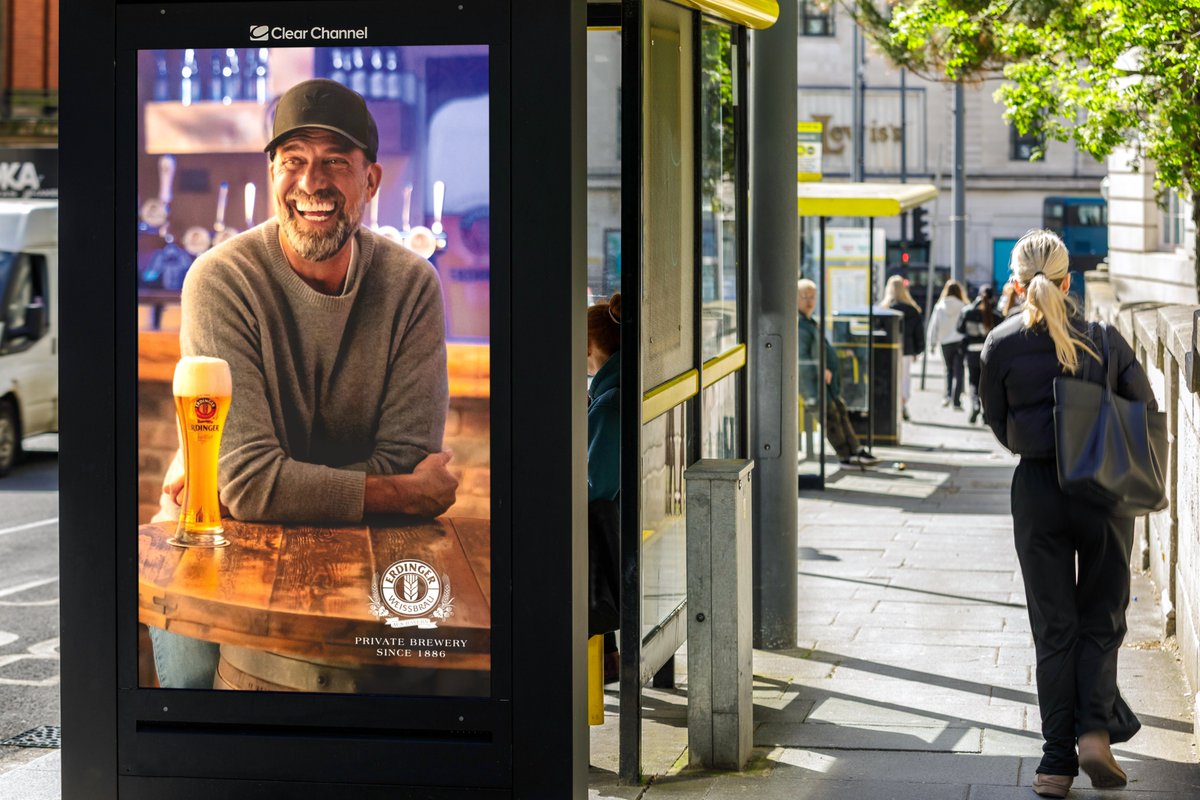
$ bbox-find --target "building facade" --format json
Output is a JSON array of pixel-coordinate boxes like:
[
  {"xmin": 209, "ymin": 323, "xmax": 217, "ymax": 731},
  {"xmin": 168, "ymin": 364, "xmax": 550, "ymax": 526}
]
[
  {"xmin": 1102, "ymin": 147, "xmax": 1197, "ymax": 304},
  {"xmin": 795, "ymin": 2, "xmax": 1106, "ymax": 291},
  {"xmin": 2, "ymin": 0, "xmax": 58, "ymax": 142}
]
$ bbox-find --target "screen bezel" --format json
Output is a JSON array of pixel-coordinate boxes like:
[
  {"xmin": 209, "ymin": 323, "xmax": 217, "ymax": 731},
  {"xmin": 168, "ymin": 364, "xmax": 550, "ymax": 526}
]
[{"xmin": 115, "ymin": 1, "xmax": 514, "ymax": 787}]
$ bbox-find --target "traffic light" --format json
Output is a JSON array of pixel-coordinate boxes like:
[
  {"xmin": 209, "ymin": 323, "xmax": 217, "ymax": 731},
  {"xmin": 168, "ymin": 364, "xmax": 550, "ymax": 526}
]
[{"xmin": 912, "ymin": 206, "xmax": 930, "ymax": 244}]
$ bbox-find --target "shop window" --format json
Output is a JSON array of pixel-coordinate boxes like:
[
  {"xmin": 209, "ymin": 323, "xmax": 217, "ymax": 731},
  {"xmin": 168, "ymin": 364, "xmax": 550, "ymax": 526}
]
[
  {"xmin": 1162, "ymin": 189, "xmax": 1189, "ymax": 249},
  {"xmin": 1010, "ymin": 126, "xmax": 1043, "ymax": 161},
  {"xmin": 800, "ymin": 1, "xmax": 835, "ymax": 37}
]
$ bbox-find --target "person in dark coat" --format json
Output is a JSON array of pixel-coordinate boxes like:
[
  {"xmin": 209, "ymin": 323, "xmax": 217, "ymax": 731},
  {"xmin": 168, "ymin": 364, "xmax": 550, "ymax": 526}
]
[
  {"xmin": 957, "ymin": 285, "xmax": 998, "ymax": 424},
  {"xmin": 588, "ymin": 295, "xmax": 621, "ymax": 503},
  {"xmin": 980, "ymin": 230, "xmax": 1153, "ymax": 799},
  {"xmin": 797, "ymin": 279, "xmax": 878, "ymax": 467},
  {"xmin": 587, "ymin": 293, "xmax": 622, "ymax": 681},
  {"xmin": 882, "ymin": 275, "xmax": 925, "ymax": 421}
]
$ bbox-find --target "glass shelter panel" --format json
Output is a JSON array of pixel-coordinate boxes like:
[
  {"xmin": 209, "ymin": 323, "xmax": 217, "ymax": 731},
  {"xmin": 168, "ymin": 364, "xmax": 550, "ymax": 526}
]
[
  {"xmin": 642, "ymin": 0, "xmax": 695, "ymax": 391},
  {"xmin": 701, "ymin": 373, "xmax": 738, "ymax": 460},
  {"xmin": 587, "ymin": 28, "xmax": 622, "ymax": 303},
  {"xmin": 640, "ymin": 403, "xmax": 687, "ymax": 640},
  {"xmin": 699, "ymin": 20, "xmax": 738, "ymax": 361}
]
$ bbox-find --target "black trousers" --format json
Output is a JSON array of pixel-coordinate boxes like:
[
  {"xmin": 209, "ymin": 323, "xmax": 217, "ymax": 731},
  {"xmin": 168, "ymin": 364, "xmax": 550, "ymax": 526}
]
[
  {"xmin": 1011, "ymin": 458, "xmax": 1141, "ymax": 776},
  {"xmin": 940, "ymin": 343, "xmax": 965, "ymax": 405}
]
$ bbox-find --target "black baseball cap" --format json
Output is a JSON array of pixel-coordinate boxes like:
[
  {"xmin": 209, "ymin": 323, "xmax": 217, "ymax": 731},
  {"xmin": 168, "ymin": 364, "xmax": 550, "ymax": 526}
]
[{"xmin": 265, "ymin": 79, "xmax": 379, "ymax": 163}]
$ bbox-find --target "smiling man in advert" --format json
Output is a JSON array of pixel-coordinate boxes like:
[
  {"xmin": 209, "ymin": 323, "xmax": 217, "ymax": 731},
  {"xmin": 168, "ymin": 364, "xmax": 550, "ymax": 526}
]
[{"xmin": 149, "ymin": 79, "xmax": 458, "ymax": 688}]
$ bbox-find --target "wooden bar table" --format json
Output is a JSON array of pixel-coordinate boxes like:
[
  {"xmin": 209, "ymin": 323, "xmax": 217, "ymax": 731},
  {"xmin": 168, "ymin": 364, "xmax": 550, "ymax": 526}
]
[{"xmin": 138, "ymin": 517, "xmax": 491, "ymax": 695}]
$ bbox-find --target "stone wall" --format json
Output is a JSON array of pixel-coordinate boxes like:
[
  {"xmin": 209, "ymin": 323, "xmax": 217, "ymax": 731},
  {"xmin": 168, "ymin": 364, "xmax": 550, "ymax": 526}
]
[
  {"xmin": 137, "ymin": 380, "xmax": 491, "ymax": 524},
  {"xmin": 1088, "ymin": 275, "xmax": 1200, "ymax": 742}
]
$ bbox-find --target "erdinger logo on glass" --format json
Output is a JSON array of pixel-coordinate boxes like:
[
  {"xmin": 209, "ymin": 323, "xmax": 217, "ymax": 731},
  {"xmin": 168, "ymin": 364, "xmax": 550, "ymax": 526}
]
[
  {"xmin": 193, "ymin": 397, "xmax": 218, "ymax": 422},
  {"xmin": 249, "ymin": 24, "xmax": 369, "ymax": 43},
  {"xmin": 370, "ymin": 559, "xmax": 455, "ymax": 629}
]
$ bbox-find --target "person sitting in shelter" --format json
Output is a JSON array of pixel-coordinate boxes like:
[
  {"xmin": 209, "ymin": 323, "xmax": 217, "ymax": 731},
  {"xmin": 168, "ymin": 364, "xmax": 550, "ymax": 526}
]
[
  {"xmin": 587, "ymin": 293, "xmax": 622, "ymax": 682},
  {"xmin": 797, "ymin": 279, "xmax": 878, "ymax": 468}
]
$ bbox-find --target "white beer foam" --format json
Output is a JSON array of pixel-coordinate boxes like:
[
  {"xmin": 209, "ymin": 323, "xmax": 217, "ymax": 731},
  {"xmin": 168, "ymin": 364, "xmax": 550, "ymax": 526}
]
[{"xmin": 173, "ymin": 356, "xmax": 232, "ymax": 397}]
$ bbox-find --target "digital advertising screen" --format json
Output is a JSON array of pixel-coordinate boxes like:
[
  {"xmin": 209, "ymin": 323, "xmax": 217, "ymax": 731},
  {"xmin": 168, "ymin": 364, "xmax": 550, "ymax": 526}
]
[{"xmin": 133, "ymin": 34, "xmax": 493, "ymax": 698}]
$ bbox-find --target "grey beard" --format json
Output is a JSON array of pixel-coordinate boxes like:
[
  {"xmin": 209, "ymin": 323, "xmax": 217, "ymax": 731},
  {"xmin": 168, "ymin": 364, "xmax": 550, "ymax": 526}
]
[{"xmin": 280, "ymin": 206, "xmax": 359, "ymax": 262}]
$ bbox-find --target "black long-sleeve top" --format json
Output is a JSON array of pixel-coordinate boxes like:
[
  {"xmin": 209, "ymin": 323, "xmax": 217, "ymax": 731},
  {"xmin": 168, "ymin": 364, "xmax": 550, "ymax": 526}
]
[
  {"xmin": 979, "ymin": 315, "xmax": 1156, "ymax": 459},
  {"xmin": 891, "ymin": 301, "xmax": 925, "ymax": 356}
]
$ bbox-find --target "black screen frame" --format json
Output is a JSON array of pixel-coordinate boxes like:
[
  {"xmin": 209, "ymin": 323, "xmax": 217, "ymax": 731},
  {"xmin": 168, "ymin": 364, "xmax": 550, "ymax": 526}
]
[
  {"xmin": 116, "ymin": 0, "xmax": 512, "ymax": 790},
  {"xmin": 63, "ymin": 0, "xmax": 587, "ymax": 795}
]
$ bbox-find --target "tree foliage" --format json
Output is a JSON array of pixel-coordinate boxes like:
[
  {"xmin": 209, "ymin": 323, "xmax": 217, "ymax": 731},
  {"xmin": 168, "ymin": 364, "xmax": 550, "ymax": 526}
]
[{"xmin": 851, "ymin": 0, "xmax": 1200, "ymax": 295}]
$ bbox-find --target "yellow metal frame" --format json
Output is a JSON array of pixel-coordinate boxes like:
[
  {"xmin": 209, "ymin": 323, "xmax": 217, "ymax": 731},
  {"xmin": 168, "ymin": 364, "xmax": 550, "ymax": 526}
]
[
  {"xmin": 588, "ymin": 635, "xmax": 605, "ymax": 726},
  {"xmin": 796, "ymin": 182, "xmax": 939, "ymax": 218},
  {"xmin": 641, "ymin": 344, "xmax": 747, "ymax": 424},
  {"xmin": 701, "ymin": 343, "xmax": 747, "ymax": 389},
  {"xmin": 670, "ymin": 0, "xmax": 778, "ymax": 29},
  {"xmin": 641, "ymin": 369, "xmax": 700, "ymax": 424}
]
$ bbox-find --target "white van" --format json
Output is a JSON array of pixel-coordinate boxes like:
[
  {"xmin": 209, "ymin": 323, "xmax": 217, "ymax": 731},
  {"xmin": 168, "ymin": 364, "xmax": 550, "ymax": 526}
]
[{"xmin": 0, "ymin": 200, "xmax": 57, "ymax": 475}]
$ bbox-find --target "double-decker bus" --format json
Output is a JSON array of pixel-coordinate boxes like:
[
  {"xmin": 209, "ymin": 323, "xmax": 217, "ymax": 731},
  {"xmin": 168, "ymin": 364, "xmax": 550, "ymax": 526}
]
[{"xmin": 1043, "ymin": 196, "xmax": 1108, "ymax": 271}]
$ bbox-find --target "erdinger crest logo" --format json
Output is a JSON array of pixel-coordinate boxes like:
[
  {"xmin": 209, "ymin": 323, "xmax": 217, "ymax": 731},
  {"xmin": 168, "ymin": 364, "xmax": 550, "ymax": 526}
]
[
  {"xmin": 193, "ymin": 397, "xmax": 218, "ymax": 422},
  {"xmin": 250, "ymin": 25, "xmax": 270, "ymax": 42},
  {"xmin": 370, "ymin": 559, "xmax": 455, "ymax": 629}
]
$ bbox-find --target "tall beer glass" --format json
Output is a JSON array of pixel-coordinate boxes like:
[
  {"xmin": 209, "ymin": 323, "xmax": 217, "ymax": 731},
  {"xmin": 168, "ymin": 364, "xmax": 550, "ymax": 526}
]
[{"xmin": 171, "ymin": 356, "xmax": 232, "ymax": 548}]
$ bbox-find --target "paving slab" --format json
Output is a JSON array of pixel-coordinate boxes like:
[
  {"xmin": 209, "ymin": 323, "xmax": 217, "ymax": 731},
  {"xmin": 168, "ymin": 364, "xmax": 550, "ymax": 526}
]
[
  {"xmin": 833, "ymin": 610, "xmax": 1009, "ymax": 632},
  {"xmin": 0, "ymin": 752, "xmax": 59, "ymax": 800},
  {"xmin": 767, "ymin": 748, "xmax": 1021, "ymax": 785},
  {"xmin": 756, "ymin": 722, "xmax": 984, "ymax": 753}
]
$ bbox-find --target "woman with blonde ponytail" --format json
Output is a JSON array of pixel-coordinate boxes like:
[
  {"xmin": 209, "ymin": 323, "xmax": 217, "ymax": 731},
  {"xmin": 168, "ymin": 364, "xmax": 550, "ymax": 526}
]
[{"xmin": 979, "ymin": 230, "xmax": 1156, "ymax": 798}]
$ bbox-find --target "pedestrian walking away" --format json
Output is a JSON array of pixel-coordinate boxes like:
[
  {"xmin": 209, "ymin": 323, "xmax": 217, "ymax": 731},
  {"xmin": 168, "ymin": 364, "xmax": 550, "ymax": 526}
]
[
  {"xmin": 882, "ymin": 274, "xmax": 924, "ymax": 422},
  {"xmin": 797, "ymin": 279, "xmax": 878, "ymax": 468},
  {"xmin": 999, "ymin": 278, "xmax": 1024, "ymax": 318},
  {"xmin": 959, "ymin": 285, "xmax": 999, "ymax": 424},
  {"xmin": 925, "ymin": 279, "xmax": 967, "ymax": 409},
  {"xmin": 980, "ymin": 229, "xmax": 1153, "ymax": 798}
]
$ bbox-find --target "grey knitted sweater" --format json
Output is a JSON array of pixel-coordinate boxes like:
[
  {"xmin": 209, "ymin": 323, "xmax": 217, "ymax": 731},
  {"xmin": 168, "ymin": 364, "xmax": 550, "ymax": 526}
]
[{"xmin": 179, "ymin": 221, "xmax": 448, "ymax": 523}]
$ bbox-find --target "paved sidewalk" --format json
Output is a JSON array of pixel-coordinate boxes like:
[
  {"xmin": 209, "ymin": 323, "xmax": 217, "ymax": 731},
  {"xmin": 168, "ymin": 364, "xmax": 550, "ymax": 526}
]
[
  {"xmin": 589, "ymin": 358, "xmax": 1200, "ymax": 798},
  {"xmin": 0, "ymin": 751, "xmax": 57, "ymax": 800}
]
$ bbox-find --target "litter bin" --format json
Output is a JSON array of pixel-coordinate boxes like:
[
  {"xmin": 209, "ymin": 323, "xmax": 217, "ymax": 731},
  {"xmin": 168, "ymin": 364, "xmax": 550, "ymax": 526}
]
[{"xmin": 831, "ymin": 307, "xmax": 902, "ymax": 445}]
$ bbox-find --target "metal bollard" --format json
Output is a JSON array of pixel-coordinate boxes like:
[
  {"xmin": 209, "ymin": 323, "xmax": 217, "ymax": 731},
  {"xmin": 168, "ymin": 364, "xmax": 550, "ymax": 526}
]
[{"xmin": 685, "ymin": 458, "xmax": 755, "ymax": 770}]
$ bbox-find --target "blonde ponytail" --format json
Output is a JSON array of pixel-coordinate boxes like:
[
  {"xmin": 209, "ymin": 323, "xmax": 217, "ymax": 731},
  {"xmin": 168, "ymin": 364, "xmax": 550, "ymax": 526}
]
[{"xmin": 1010, "ymin": 229, "xmax": 1097, "ymax": 374}]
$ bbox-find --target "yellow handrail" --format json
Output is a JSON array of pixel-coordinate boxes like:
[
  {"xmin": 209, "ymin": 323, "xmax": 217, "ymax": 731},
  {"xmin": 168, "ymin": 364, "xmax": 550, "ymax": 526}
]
[
  {"xmin": 641, "ymin": 369, "xmax": 700, "ymax": 424},
  {"xmin": 701, "ymin": 343, "xmax": 747, "ymax": 389}
]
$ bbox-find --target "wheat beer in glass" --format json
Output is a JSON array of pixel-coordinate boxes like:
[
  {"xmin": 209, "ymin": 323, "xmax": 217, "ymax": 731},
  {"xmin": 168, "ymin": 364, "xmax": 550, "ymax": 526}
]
[{"xmin": 171, "ymin": 356, "xmax": 232, "ymax": 548}]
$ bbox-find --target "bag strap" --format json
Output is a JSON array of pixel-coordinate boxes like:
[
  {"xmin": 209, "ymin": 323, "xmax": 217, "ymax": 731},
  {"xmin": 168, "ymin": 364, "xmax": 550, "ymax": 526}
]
[
  {"xmin": 1100, "ymin": 322, "xmax": 1116, "ymax": 393},
  {"xmin": 1089, "ymin": 321, "xmax": 1113, "ymax": 393}
]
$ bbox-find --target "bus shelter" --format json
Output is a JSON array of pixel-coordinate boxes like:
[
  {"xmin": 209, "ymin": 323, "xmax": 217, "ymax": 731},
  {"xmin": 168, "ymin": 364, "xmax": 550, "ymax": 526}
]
[{"xmin": 796, "ymin": 182, "xmax": 938, "ymax": 488}]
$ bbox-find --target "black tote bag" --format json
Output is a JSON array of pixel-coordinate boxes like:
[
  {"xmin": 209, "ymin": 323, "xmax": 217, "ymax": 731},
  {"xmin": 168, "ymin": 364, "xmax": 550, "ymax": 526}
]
[{"xmin": 1053, "ymin": 323, "xmax": 1168, "ymax": 517}]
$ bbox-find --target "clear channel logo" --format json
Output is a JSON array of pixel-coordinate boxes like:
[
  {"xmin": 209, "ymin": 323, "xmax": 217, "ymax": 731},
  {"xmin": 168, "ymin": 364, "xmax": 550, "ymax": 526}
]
[{"xmin": 249, "ymin": 24, "xmax": 369, "ymax": 43}]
